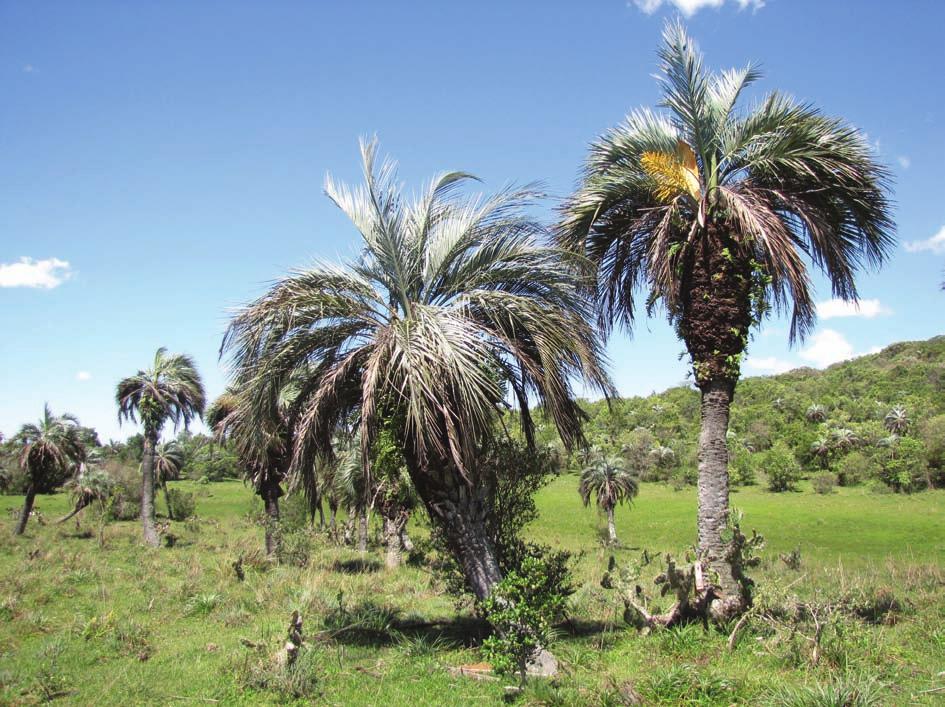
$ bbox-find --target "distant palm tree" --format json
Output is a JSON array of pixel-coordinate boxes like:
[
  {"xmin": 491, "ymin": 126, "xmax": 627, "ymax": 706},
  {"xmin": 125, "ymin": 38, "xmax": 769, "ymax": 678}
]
[
  {"xmin": 116, "ymin": 348, "xmax": 205, "ymax": 546},
  {"xmin": 806, "ymin": 404, "xmax": 828, "ymax": 424},
  {"xmin": 810, "ymin": 437, "xmax": 831, "ymax": 469},
  {"xmin": 884, "ymin": 406, "xmax": 909, "ymax": 436},
  {"xmin": 222, "ymin": 139, "xmax": 612, "ymax": 600},
  {"xmin": 557, "ymin": 23, "xmax": 893, "ymax": 617},
  {"xmin": 579, "ymin": 455, "xmax": 639, "ymax": 545},
  {"xmin": 206, "ymin": 386, "xmax": 290, "ymax": 558},
  {"xmin": 13, "ymin": 405, "xmax": 86, "ymax": 535},
  {"xmin": 154, "ymin": 442, "xmax": 184, "ymax": 520},
  {"xmin": 830, "ymin": 427, "xmax": 859, "ymax": 453},
  {"xmin": 58, "ymin": 464, "xmax": 113, "ymax": 525}
]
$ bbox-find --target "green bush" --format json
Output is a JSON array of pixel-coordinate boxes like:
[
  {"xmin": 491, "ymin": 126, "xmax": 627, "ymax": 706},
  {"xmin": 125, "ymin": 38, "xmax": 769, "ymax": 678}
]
[
  {"xmin": 481, "ymin": 550, "xmax": 571, "ymax": 685},
  {"xmin": 811, "ymin": 472, "xmax": 838, "ymax": 495},
  {"xmin": 166, "ymin": 489, "xmax": 196, "ymax": 520},
  {"xmin": 765, "ymin": 443, "xmax": 802, "ymax": 492},
  {"xmin": 877, "ymin": 437, "xmax": 928, "ymax": 493},
  {"xmin": 729, "ymin": 443, "xmax": 757, "ymax": 487},
  {"xmin": 836, "ymin": 451, "xmax": 877, "ymax": 486}
]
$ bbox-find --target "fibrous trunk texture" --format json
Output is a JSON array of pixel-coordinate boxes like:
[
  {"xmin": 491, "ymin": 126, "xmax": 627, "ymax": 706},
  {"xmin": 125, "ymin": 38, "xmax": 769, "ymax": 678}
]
[
  {"xmin": 606, "ymin": 507, "xmax": 618, "ymax": 545},
  {"xmin": 14, "ymin": 485, "xmax": 36, "ymax": 536},
  {"xmin": 679, "ymin": 226, "xmax": 753, "ymax": 618},
  {"xmin": 141, "ymin": 435, "xmax": 160, "ymax": 547},
  {"xmin": 261, "ymin": 480, "xmax": 282, "ymax": 559}
]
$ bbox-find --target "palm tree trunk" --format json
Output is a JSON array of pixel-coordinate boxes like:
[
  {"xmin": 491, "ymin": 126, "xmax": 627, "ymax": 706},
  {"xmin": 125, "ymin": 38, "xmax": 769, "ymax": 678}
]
[
  {"xmin": 383, "ymin": 516, "xmax": 401, "ymax": 569},
  {"xmin": 357, "ymin": 507, "xmax": 368, "ymax": 553},
  {"xmin": 607, "ymin": 506, "xmax": 617, "ymax": 545},
  {"xmin": 263, "ymin": 490, "xmax": 280, "ymax": 558},
  {"xmin": 399, "ymin": 527, "xmax": 414, "ymax": 552},
  {"xmin": 161, "ymin": 480, "xmax": 173, "ymax": 521},
  {"xmin": 697, "ymin": 379, "xmax": 742, "ymax": 614},
  {"xmin": 14, "ymin": 484, "xmax": 36, "ymax": 536},
  {"xmin": 141, "ymin": 435, "xmax": 160, "ymax": 547}
]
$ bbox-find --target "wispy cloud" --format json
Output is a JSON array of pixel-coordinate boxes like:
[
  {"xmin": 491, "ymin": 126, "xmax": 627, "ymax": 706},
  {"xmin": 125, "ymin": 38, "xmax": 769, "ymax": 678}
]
[
  {"xmin": 897, "ymin": 155, "xmax": 911, "ymax": 169},
  {"xmin": 22, "ymin": 64, "xmax": 36, "ymax": 73},
  {"xmin": 904, "ymin": 225, "xmax": 945, "ymax": 255},
  {"xmin": 76, "ymin": 371, "xmax": 92, "ymax": 382},
  {"xmin": 745, "ymin": 356, "xmax": 795, "ymax": 375},
  {"xmin": 817, "ymin": 298, "xmax": 891, "ymax": 320},
  {"xmin": 0, "ymin": 257, "xmax": 72, "ymax": 288},
  {"xmin": 800, "ymin": 329, "xmax": 855, "ymax": 368},
  {"xmin": 630, "ymin": 0, "xmax": 763, "ymax": 17}
]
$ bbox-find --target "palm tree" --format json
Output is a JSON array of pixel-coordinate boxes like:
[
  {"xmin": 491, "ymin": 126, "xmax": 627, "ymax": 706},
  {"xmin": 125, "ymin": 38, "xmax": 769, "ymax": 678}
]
[
  {"xmin": 884, "ymin": 406, "xmax": 909, "ymax": 436},
  {"xmin": 578, "ymin": 455, "xmax": 639, "ymax": 545},
  {"xmin": 830, "ymin": 427, "xmax": 859, "ymax": 453},
  {"xmin": 13, "ymin": 405, "xmax": 86, "ymax": 535},
  {"xmin": 806, "ymin": 404, "xmax": 828, "ymax": 424},
  {"xmin": 58, "ymin": 464, "xmax": 113, "ymax": 525},
  {"xmin": 810, "ymin": 437, "xmax": 831, "ymax": 469},
  {"xmin": 116, "ymin": 348, "xmax": 205, "ymax": 546},
  {"xmin": 206, "ymin": 387, "xmax": 289, "ymax": 558},
  {"xmin": 154, "ymin": 442, "xmax": 184, "ymax": 520},
  {"xmin": 557, "ymin": 23, "xmax": 894, "ymax": 617},
  {"xmin": 222, "ymin": 139, "xmax": 612, "ymax": 600}
]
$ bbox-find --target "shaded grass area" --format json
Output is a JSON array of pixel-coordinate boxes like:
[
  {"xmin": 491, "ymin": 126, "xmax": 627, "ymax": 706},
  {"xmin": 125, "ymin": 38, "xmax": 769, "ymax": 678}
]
[{"xmin": 0, "ymin": 477, "xmax": 943, "ymax": 705}]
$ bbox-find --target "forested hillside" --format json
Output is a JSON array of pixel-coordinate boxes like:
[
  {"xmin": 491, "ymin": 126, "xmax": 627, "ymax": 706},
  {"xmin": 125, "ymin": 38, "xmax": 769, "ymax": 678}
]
[{"xmin": 544, "ymin": 335, "xmax": 945, "ymax": 492}]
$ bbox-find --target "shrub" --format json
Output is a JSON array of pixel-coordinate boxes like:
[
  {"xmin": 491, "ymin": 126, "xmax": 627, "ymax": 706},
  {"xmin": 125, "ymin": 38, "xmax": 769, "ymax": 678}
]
[
  {"xmin": 480, "ymin": 550, "xmax": 571, "ymax": 685},
  {"xmin": 729, "ymin": 443, "xmax": 757, "ymax": 487},
  {"xmin": 835, "ymin": 451, "xmax": 877, "ymax": 487},
  {"xmin": 918, "ymin": 414, "xmax": 945, "ymax": 487},
  {"xmin": 764, "ymin": 443, "xmax": 802, "ymax": 492},
  {"xmin": 811, "ymin": 472, "xmax": 837, "ymax": 495},
  {"xmin": 166, "ymin": 489, "xmax": 196, "ymax": 520},
  {"xmin": 877, "ymin": 437, "xmax": 929, "ymax": 492}
]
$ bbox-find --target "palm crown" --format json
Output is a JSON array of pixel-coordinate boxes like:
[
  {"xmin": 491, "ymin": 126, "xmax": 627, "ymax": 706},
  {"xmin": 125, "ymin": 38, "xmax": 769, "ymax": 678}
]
[
  {"xmin": 117, "ymin": 347, "xmax": 206, "ymax": 439},
  {"xmin": 222, "ymin": 138, "xmax": 613, "ymax": 481},
  {"xmin": 16, "ymin": 404, "xmax": 86, "ymax": 493},
  {"xmin": 558, "ymin": 22, "xmax": 894, "ymax": 373},
  {"xmin": 579, "ymin": 455, "xmax": 639, "ymax": 512}
]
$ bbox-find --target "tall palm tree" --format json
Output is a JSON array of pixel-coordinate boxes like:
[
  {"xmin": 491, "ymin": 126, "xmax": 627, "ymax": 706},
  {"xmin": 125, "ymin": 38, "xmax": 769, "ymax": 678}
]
[
  {"xmin": 557, "ymin": 23, "xmax": 894, "ymax": 617},
  {"xmin": 116, "ymin": 348, "xmax": 205, "ymax": 546},
  {"xmin": 578, "ymin": 455, "xmax": 639, "ymax": 545},
  {"xmin": 154, "ymin": 441, "xmax": 184, "ymax": 520},
  {"xmin": 810, "ymin": 436, "xmax": 831, "ymax": 469},
  {"xmin": 222, "ymin": 139, "xmax": 612, "ymax": 600},
  {"xmin": 13, "ymin": 405, "xmax": 86, "ymax": 535},
  {"xmin": 206, "ymin": 387, "xmax": 289, "ymax": 558},
  {"xmin": 884, "ymin": 405, "xmax": 909, "ymax": 436}
]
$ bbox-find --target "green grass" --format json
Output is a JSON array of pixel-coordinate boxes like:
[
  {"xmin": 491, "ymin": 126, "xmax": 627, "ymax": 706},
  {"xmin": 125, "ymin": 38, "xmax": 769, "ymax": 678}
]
[{"xmin": 1, "ymin": 477, "xmax": 943, "ymax": 705}]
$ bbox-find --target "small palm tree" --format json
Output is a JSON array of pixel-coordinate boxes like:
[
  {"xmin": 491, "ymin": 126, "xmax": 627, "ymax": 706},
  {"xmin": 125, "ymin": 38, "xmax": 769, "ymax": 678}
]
[
  {"xmin": 206, "ymin": 386, "xmax": 289, "ymax": 558},
  {"xmin": 806, "ymin": 405, "xmax": 828, "ymax": 424},
  {"xmin": 810, "ymin": 437, "xmax": 831, "ymax": 469},
  {"xmin": 58, "ymin": 464, "xmax": 113, "ymax": 525},
  {"xmin": 116, "ymin": 348, "xmax": 205, "ymax": 546},
  {"xmin": 13, "ymin": 405, "xmax": 86, "ymax": 535},
  {"xmin": 154, "ymin": 442, "xmax": 184, "ymax": 520},
  {"xmin": 579, "ymin": 455, "xmax": 639, "ymax": 545},
  {"xmin": 830, "ymin": 427, "xmax": 859, "ymax": 453},
  {"xmin": 222, "ymin": 140, "xmax": 612, "ymax": 600},
  {"xmin": 884, "ymin": 406, "xmax": 909, "ymax": 436},
  {"xmin": 557, "ymin": 23, "xmax": 893, "ymax": 616}
]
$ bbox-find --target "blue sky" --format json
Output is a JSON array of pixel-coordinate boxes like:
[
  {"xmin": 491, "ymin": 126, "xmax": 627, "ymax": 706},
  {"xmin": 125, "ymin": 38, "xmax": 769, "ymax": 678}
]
[{"xmin": 2, "ymin": 0, "xmax": 943, "ymax": 442}]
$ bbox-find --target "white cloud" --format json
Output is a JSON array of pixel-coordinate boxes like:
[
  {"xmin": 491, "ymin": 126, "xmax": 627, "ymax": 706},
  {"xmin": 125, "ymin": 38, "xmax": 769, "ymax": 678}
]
[
  {"xmin": 22, "ymin": 64, "xmax": 35, "ymax": 73},
  {"xmin": 817, "ymin": 298, "xmax": 891, "ymax": 320},
  {"xmin": 631, "ymin": 0, "xmax": 763, "ymax": 16},
  {"xmin": 76, "ymin": 371, "xmax": 92, "ymax": 381},
  {"xmin": 904, "ymin": 225, "xmax": 945, "ymax": 255},
  {"xmin": 897, "ymin": 155, "xmax": 911, "ymax": 169},
  {"xmin": 800, "ymin": 329, "xmax": 855, "ymax": 368},
  {"xmin": 0, "ymin": 257, "xmax": 72, "ymax": 288},
  {"xmin": 745, "ymin": 356, "xmax": 795, "ymax": 374}
]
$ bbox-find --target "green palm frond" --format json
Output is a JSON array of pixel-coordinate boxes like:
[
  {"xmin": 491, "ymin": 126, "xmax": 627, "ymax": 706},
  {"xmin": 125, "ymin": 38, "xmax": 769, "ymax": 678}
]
[
  {"xmin": 222, "ymin": 139, "xmax": 614, "ymax": 493},
  {"xmin": 116, "ymin": 347, "xmax": 206, "ymax": 437},
  {"xmin": 578, "ymin": 455, "xmax": 639, "ymax": 512},
  {"xmin": 558, "ymin": 20, "xmax": 894, "ymax": 346}
]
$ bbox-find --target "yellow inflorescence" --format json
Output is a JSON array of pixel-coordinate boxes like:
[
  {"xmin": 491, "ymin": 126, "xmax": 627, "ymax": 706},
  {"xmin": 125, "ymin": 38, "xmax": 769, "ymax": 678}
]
[{"xmin": 640, "ymin": 140, "xmax": 702, "ymax": 203}]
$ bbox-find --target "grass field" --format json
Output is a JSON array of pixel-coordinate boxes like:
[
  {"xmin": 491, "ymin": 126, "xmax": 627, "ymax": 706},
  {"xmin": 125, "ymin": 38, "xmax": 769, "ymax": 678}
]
[{"xmin": 1, "ymin": 477, "xmax": 943, "ymax": 705}]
